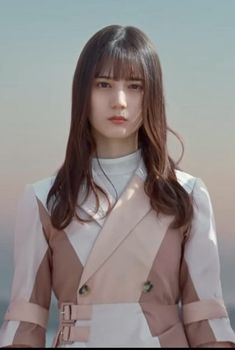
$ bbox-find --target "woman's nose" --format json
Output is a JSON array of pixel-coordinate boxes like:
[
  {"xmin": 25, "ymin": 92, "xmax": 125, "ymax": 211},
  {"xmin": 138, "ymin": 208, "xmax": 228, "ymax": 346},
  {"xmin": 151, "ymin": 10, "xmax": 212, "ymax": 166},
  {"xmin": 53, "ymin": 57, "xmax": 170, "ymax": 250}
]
[{"xmin": 111, "ymin": 89, "xmax": 127, "ymax": 109}]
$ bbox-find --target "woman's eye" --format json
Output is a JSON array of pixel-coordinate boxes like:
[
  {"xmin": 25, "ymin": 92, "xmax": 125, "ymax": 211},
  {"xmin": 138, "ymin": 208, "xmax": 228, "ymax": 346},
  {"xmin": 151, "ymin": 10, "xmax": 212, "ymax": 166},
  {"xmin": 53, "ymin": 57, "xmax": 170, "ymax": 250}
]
[
  {"xmin": 130, "ymin": 84, "xmax": 143, "ymax": 90},
  {"xmin": 97, "ymin": 82, "xmax": 110, "ymax": 88}
]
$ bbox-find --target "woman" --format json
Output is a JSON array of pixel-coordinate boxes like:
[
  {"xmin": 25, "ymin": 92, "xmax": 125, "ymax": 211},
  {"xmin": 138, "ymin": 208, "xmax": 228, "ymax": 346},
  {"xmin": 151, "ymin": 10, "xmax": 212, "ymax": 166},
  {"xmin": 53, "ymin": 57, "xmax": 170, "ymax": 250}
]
[{"xmin": 0, "ymin": 25, "xmax": 235, "ymax": 348}]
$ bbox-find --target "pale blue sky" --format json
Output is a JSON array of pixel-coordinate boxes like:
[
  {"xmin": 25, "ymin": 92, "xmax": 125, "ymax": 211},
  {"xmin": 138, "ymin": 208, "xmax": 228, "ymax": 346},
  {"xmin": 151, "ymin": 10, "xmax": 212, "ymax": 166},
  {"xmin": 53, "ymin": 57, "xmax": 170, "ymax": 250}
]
[{"xmin": 0, "ymin": 0, "xmax": 235, "ymax": 308}]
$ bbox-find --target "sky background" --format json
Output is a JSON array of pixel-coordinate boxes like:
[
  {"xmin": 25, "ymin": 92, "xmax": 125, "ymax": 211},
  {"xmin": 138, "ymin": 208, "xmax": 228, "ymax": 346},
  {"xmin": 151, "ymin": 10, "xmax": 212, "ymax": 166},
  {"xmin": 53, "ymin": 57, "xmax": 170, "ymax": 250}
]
[{"xmin": 0, "ymin": 0, "xmax": 235, "ymax": 326}]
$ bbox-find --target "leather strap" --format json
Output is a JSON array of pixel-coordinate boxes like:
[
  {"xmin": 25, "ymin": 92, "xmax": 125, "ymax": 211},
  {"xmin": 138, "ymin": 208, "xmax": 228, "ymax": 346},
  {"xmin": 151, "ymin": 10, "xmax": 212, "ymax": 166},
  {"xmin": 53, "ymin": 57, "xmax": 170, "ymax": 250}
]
[
  {"xmin": 183, "ymin": 299, "xmax": 228, "ymax": 325},
  {"xmin": 4, "ymin": 300, "xmax": 49, "ymax": 329}
]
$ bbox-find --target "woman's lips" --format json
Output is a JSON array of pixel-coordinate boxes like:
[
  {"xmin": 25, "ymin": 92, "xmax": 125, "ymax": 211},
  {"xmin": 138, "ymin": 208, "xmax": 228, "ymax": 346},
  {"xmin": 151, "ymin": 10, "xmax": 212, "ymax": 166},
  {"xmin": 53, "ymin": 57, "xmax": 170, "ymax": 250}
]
[{"xmin": 108, "ymin": 116, "xmax": 127, "ymax": 124}]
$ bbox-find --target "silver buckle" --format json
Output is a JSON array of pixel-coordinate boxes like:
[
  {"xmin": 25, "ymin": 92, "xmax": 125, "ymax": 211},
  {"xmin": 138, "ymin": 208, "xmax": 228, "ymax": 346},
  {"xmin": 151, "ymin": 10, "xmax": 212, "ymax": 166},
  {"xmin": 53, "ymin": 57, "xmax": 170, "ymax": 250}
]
[
  {"xmin": 60, "ymin": 302, "xmax": 74, "ymax": 323},
  {"xmin": 59, "ymin": 325, "xmax": 74, "ymax": 345},
  {"xmin": 59, "ymin": 302, "xmax": 75, "ymax": 345}
]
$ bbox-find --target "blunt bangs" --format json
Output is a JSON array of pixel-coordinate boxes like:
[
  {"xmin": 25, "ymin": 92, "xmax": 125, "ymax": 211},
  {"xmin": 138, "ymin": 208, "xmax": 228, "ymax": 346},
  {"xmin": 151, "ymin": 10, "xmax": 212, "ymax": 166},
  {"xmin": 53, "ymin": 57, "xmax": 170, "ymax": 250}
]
[{"xmin": 94, "ymin": 45, "xmax": 144, "ymax": 82}]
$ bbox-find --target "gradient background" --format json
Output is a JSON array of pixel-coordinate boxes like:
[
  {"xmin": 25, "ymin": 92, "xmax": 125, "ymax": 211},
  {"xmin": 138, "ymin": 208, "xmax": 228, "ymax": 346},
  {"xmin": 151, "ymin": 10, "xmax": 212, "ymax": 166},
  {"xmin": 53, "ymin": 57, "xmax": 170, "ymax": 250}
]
[{"xmin": 0, "ymin": 0, "xmax": 234, "ymax": 342}]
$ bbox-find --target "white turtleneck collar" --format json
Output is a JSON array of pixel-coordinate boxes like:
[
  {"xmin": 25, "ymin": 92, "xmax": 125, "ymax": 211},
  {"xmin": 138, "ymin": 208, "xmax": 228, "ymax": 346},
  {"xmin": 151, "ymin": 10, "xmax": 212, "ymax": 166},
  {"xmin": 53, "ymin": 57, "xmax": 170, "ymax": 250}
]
[
  {"xmin": 91, "ymin": 149, "xmax": 142, "ymax": 198},
  {"xmin": 91, "ymin": 149, "xmax": 142, "ymax": 175}
]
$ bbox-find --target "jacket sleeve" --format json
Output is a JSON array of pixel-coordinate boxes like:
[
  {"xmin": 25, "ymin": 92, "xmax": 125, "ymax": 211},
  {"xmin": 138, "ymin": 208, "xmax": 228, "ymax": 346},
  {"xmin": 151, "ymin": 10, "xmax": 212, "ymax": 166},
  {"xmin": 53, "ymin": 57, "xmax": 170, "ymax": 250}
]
[
  {"xmin": 180, "ymin": 177, "xmax": 235, "ymax": 347},
  {"xmin": 0, "ymin": 184, "xmax": 52, "ymax": 348}
]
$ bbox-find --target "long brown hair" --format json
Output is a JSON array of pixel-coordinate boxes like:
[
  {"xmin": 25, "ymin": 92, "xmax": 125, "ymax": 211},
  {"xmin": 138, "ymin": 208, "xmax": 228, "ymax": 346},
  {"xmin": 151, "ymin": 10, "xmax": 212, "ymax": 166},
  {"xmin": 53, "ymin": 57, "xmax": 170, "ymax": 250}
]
[{"xmin": 46, "ymin": 24, "xmax": 193, "ymax": 231}]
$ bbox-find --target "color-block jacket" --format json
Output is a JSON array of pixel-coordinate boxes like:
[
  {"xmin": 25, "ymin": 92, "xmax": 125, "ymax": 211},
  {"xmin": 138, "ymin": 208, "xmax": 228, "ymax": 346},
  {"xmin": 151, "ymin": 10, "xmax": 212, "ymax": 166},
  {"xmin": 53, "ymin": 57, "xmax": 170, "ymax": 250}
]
[{"xmin": 0, "ymin": 158, "xmax": 235, "ymax": 347}]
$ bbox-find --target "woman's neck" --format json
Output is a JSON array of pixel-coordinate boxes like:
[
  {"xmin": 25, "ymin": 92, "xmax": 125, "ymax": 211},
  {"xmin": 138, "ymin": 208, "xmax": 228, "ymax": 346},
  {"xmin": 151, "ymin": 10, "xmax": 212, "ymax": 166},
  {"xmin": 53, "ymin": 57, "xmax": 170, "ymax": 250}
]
[{"xmin": 94, "ymin": 134, "xmax": 139, "ymax": 159}]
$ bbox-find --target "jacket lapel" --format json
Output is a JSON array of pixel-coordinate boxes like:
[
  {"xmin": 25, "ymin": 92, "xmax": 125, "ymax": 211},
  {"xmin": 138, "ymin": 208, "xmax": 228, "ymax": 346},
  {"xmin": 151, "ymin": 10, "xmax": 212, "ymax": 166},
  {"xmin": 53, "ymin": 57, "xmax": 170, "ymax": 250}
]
[{"xmin": 79, "ymin": 158, "xmax": 151, "ymax": 288}]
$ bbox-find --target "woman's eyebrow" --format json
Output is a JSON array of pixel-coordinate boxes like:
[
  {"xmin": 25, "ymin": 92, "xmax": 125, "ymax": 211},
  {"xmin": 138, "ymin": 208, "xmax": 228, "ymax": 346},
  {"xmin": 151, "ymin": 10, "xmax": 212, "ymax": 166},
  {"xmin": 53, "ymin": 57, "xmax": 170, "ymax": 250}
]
[
  {"xmin": 96, "ymin": 75, "xmax": 143, "ymax": 82},
  {"xmin": 95, "ymin": 75, "xmax": 113, "ymax": 80},
  {"xmin": 128, "ymin": 77, "xmax": 143, "ymax": 82}
]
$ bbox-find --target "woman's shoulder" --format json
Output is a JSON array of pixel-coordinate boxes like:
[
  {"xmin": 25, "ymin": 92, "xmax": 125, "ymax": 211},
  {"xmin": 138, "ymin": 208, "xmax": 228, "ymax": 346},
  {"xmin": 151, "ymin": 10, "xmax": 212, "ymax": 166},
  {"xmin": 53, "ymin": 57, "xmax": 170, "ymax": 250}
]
[
  {"xmin": 174, "ymin": 169, "xmax": 197, "ymax": 194},
  {"xmin": 27, "ymin": 174, "xmax": 56, "ymax": 207},
  {"xmin": 175, "ymin": 170, "xmax": 214, "ymax": 210}
]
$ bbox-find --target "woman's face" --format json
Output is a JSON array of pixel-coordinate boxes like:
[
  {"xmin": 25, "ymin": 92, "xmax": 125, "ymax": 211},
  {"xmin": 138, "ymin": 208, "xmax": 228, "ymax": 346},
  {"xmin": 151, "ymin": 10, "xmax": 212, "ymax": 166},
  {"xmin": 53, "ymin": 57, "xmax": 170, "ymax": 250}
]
[{"xmin": 89, "ymin": 69, "xmax": 144, "ymax": 143}]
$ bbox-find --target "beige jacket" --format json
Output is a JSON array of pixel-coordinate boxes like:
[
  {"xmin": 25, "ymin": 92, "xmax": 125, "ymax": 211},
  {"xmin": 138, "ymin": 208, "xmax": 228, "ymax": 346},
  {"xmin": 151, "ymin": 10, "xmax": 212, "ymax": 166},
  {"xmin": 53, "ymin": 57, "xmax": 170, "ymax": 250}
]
[{"xmin": 0, "ymin": 158, "xmax": 235, "ymax": 347}]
